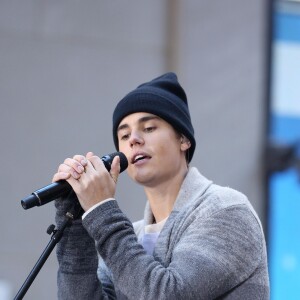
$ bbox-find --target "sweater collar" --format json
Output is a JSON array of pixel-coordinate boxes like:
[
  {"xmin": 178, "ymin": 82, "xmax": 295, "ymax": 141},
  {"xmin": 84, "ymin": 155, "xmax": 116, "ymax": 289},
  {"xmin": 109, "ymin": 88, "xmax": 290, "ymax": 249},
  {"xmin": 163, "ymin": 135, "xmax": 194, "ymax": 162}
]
[{"xmin": 143, "ymin": 167, "xmax": 212, "ymax": 226}]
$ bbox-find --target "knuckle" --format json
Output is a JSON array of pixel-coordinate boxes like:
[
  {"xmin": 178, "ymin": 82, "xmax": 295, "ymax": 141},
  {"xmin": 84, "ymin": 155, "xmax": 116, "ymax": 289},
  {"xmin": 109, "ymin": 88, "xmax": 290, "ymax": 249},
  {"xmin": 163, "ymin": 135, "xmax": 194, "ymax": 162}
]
[
  {"xmin": 73, "ymin": 154, "xmax": 84, "ymax": 161},
  {"xmin": 64, "ymin": 157, "xmax": 72, "ymax": 164},
  {"xmin": 58, "ymin": 164, "xmax": 73, "ymax": 175},
  {"xmin": 63, "ymin": 157, "xmax": 81, "ymax": 170},
  {"xmin": 58, "ymin": 163, "xmax": 66, "ymax": 171}
]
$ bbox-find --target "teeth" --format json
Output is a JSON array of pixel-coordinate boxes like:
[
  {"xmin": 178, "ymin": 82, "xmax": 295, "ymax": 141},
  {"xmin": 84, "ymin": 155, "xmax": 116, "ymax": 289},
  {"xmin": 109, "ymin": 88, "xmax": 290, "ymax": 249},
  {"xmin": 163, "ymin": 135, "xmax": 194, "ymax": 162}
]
[
  {"xmin": 134, "ymin": 155, "xmax": 145, "ymax": 163},
  {"xmin": 136, "ymin": 155, "xmax": 143, "ymax": 160}
]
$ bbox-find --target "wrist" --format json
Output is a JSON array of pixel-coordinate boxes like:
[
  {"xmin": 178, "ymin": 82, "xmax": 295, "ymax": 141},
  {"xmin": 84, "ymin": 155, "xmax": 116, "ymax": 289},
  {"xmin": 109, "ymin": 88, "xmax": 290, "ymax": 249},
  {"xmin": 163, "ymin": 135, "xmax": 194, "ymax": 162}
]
[{"xmin": 82, "ymin": 198, "xmax": 115, "ymax": 219}]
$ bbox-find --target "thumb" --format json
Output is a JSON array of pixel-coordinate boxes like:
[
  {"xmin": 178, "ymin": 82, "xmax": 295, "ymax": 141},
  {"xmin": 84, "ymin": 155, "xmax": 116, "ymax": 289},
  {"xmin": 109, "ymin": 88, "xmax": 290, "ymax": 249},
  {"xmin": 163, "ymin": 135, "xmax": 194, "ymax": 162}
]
[{"xmin": 110, "ymin": 155, "xmax": 120, "ymax": 184}]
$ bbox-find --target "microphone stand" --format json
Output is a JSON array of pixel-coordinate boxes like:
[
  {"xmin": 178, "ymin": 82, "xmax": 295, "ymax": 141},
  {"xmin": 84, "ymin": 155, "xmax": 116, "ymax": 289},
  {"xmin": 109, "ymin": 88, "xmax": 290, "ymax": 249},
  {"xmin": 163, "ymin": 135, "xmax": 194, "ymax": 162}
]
[{"xmin": 14, "ymin": 209, "xmax": 78, "ymax": 300}]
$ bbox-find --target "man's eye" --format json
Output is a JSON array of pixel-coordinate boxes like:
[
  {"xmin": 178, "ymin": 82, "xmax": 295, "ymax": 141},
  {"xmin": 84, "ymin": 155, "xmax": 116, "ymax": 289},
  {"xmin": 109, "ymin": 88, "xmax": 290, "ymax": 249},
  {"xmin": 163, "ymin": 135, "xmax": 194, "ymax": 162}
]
[
  {"xmin": 120, "ymin": 134, "xmax": 130, "ymax": 141},
  {"xmin": 144, "ymin": 126, "xmax": 155, "ymax": 133}
]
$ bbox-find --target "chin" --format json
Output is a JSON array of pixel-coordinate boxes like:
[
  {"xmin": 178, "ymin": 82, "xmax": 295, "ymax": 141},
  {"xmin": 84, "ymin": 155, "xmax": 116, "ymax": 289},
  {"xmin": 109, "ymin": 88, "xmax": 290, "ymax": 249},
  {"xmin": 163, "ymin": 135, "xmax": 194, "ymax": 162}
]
[{"xmin": 129, "ymin": 169, "xmax": 155, "ymax": 186}]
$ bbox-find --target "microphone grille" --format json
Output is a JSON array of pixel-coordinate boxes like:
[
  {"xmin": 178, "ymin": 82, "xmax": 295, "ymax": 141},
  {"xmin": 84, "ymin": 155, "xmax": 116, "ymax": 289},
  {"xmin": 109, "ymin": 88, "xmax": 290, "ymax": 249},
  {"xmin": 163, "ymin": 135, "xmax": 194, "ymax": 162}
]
[
  {"xmin": 116, "ymin": 151, "xmax": 128, "ymax": 173},
  {"xmin": 101, "ymin": 152, "xmax": 128, "ymax": 173}
]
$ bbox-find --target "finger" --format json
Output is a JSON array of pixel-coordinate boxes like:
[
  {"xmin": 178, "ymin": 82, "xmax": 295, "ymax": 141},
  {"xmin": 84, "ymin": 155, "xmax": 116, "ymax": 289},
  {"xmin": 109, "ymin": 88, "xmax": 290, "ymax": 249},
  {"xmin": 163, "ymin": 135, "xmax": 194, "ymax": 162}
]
[
  {"xmin": 63, "ymin": 157, "xmax": 85, "ymax": 174},
  {"xmin": 110, "ymin": 156, "xmax": 120, "ymax": 184},
  {"xmin": 88, "ymin": 155, "xmax": 105, "ymax": 172},
  {"xmin": 58, "ymin": 163, "xmax": 81, "ymax": 179},
  {"xmin": 52, "ymin": 172, "xmax": 71, "ymax": 183},
  {"xmin": 85, "ymin": 152, "xmax": 96, "ymax": 171},
  {"xmin": 52, "ymin": 170, "xmax": 81, "ymax": 196},
  {"xmin": 73, "ymin": 154, "xmax": 88, "ymax": 168},
  {"xmin": 82, "ymin": 158, "xmax": 97, "ymax": 175},
  {"xmin": 86, "ymin": 152, "xmax": 94, "ymax": 159}
]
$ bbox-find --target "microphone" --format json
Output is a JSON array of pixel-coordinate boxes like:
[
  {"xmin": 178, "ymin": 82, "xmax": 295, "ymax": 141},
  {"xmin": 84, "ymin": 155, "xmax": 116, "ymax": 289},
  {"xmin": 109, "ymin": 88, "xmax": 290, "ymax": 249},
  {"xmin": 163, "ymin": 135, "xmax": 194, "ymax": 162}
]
[{"xmin": 21, "ymin": 152, "xmax": 128, "ymax": 210}]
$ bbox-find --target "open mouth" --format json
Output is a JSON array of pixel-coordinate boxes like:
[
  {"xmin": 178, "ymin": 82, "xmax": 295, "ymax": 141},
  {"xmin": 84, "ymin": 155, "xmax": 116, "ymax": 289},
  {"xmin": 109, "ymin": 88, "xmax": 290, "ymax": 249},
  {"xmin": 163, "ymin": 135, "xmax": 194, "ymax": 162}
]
[{"xmin": 132, "ymin": 154, "xmax": 151, "ymax": 164}]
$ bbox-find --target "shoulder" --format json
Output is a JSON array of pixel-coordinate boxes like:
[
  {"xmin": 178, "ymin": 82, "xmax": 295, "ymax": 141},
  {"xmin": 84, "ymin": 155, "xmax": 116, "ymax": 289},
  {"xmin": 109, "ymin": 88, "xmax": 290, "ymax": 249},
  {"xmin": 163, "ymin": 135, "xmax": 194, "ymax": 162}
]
[
  {"xmin": 182, "ymin": 178, "xmax": 265, "ymax": 242},
  {"xmin": 182, "ymin": 184, "xmax": 266, "ymax": 258},
  {"xmin": 199, "ymin": 183, "xmax": 256, "ymax": 219},
  {"xmin": 189, "ymin": 184, "xmax": 265, "ymax": 253}
]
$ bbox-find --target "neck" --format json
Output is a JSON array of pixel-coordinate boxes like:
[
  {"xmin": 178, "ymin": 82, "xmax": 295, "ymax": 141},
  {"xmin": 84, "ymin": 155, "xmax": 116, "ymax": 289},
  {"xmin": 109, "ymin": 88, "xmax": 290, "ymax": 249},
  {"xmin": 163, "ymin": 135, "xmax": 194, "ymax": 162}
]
[{"xmin": 144, "ymin": 166, "xmax": 188, "ymax": 223}]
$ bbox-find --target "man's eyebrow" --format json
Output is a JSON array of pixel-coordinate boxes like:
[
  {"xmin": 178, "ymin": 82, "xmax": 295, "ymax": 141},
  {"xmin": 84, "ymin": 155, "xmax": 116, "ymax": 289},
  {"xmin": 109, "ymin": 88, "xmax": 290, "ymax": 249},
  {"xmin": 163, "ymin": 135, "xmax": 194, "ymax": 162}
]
[
  {"xmin": 117, "ymin": 123, "xmax": 129, "ymax": 132},
  {"xmin": 117, "ymin": 115, "xmax": 160, "ymax": 133},
  {"xmin": 138, "ymin": 115, "xmax": 160, "ymax": 124}
]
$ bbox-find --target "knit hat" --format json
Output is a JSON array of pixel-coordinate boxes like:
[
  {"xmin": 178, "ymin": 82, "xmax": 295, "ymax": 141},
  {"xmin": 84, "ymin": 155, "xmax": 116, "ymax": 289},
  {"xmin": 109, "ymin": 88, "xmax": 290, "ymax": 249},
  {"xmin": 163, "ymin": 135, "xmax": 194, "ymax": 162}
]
[{"xmin": 112, "ymin": 72, "xmax": 196, "ymax": 162}]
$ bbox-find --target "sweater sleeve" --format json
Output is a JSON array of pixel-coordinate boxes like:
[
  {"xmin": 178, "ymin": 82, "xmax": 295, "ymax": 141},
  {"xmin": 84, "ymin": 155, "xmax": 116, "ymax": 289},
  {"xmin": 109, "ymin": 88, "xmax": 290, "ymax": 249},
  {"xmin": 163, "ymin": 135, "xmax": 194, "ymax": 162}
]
[
  {"xmin": 82, "ymin": 200, "xmax": 265, "ymax": 300},
  {"xmin": 55, "ymin": 193, "xmax": 116, "ymax": 300}
]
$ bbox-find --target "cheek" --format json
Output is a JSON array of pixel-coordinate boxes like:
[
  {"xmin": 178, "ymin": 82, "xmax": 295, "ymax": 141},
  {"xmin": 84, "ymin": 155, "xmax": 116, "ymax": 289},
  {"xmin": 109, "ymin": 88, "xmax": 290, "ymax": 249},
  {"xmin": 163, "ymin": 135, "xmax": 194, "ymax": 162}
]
[
  {"xmin": 119, "ymin": 147, "xmax": 133, "ymax": 176},
  {"xmin": 118, "ymin": 143, "xmax": 131, "ymax": 163},
  {"xmin": 161, "ymin": 131, "xmax": 180, "ymax": 149},
  {"xmin": 156, "ymin": 139, "xmax": 180, "ymax": 162}
]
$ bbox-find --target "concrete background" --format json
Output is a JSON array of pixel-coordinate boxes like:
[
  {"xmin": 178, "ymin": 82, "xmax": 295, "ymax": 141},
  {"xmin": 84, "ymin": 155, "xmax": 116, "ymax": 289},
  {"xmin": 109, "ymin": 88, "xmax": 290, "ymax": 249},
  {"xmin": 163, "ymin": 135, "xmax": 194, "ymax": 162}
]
[{"xmin": 0, "ymin": 1, "xmax": 268, "ymax": 299}]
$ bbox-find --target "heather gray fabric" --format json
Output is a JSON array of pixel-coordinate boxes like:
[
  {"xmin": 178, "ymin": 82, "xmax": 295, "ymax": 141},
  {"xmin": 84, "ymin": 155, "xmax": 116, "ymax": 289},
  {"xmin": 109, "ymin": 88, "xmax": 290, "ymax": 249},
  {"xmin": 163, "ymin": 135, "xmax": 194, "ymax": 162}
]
[{"xmin": 56, "ymin": 167, "xmax": 270, "ymax": 299}]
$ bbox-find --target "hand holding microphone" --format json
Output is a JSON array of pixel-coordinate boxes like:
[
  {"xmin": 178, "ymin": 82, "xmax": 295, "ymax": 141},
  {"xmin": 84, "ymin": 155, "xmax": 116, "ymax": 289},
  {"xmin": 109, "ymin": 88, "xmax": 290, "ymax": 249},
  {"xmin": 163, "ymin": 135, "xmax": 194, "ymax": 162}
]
[
  {"xmin": 21, "ymin": 152, "xmax": 128, "ymax": 210},
  {"xmin": 54, "ymin": 152, "xmax": 120, "ymax": 212}
]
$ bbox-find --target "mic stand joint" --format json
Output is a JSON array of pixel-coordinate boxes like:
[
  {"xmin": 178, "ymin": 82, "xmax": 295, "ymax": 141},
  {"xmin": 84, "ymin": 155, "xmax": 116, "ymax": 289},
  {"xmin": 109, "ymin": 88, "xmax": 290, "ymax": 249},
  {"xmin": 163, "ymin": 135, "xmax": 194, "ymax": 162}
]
[{"xmin": 14, "ymin": 210, "xmax": 75, "ymax": 300}]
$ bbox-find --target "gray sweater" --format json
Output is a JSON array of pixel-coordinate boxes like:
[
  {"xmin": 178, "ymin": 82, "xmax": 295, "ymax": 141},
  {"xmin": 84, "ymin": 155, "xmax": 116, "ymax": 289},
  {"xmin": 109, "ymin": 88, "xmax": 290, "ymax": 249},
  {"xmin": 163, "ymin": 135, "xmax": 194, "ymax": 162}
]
[{"xmin": 56, "ymin": 167, "xmax": 270, "ymax": 299}]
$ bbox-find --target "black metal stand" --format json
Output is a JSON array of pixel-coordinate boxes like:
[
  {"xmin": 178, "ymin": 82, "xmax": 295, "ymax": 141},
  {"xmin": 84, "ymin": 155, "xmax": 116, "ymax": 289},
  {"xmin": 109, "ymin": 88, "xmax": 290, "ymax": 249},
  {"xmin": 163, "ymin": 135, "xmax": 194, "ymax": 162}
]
[
  {"xmin": 266, "ymin": 140, "xmax": 300, "ymax": 179},
  {"xmin": 14, "ymin": 211, "xmax": 75, "ymax": 300}
]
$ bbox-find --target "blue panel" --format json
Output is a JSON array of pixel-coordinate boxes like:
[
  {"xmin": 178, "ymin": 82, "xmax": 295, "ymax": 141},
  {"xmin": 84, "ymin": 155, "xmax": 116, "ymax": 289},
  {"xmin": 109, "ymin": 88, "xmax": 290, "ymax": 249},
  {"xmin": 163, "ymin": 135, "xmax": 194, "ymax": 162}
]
[
  {"xmin": 270, "ymin": 114, "xmax": 300, "ymax": 144},
  {"xmin": 269, "ymin": 115, "xmax": 300, "ymax": 300},
  {"xmin": 269, "ymin": 6, "xmax": 300, "ymax": 300},
  {"xmin": 275, "ymin": 12, "xmax": 300, "ymax": 43},
  {"xmin": 269, "ymin": 169, "xmax": 300, "ymax": 300}
]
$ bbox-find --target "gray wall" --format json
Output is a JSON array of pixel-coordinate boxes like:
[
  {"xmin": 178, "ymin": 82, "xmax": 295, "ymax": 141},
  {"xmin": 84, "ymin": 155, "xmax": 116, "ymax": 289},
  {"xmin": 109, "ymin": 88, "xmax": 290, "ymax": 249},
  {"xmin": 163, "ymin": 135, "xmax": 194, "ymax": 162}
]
[{"xmin": 0, "ymin": 1, "xmax": 268, "ymax": 299}]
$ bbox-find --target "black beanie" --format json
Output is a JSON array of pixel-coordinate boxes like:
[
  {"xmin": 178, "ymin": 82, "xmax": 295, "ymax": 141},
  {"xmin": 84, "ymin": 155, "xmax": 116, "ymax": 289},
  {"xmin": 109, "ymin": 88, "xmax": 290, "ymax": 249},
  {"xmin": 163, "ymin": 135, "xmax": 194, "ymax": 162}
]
[{"xmin": 112, "ymin": 72, "xmax": 196, "ymax": 162}]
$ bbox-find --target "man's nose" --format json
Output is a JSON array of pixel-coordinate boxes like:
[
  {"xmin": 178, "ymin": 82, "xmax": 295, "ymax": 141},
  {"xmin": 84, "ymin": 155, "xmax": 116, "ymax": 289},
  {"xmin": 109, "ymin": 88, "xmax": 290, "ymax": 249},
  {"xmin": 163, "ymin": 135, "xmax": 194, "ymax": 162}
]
[{"xmin": 129, "ymin": 131, "xmax": 144, "ymax": 147}]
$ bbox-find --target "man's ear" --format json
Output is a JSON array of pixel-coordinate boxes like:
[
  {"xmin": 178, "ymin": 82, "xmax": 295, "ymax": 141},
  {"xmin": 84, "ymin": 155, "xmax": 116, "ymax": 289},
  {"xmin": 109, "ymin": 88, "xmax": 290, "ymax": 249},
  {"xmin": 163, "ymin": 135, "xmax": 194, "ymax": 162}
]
[{"xmin": 180, "ymin": 135, "xmax": 191, "ymax": 151}]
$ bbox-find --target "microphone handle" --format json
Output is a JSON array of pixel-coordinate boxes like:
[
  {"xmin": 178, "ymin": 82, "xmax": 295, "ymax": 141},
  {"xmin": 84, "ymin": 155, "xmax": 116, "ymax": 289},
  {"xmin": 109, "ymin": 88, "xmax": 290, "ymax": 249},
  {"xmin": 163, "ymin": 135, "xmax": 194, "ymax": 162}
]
[
  {"xmin": 21, "ymin": 181, "xmax": 71, "ymax": 210},
  {"xmin": 20, "ymin": 151, "xmax": 128, "ymax": 210}
]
